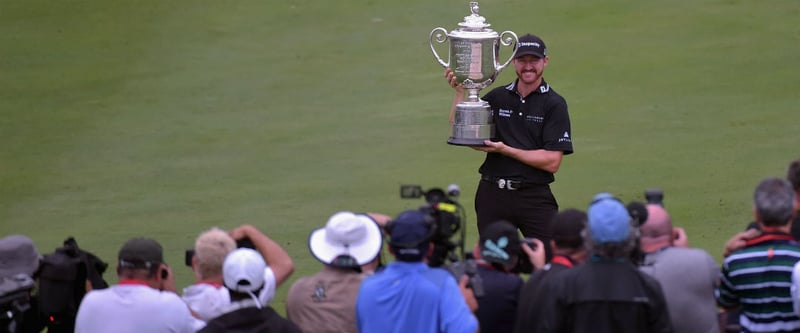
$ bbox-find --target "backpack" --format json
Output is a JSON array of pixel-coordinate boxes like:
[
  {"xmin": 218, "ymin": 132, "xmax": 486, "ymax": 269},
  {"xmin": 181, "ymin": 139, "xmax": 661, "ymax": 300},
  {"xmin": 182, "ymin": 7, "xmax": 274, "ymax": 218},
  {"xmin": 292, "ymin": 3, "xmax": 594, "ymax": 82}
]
[{"xmin": 37, "ymin": 238, "xmax": 108, "ymax": 333}]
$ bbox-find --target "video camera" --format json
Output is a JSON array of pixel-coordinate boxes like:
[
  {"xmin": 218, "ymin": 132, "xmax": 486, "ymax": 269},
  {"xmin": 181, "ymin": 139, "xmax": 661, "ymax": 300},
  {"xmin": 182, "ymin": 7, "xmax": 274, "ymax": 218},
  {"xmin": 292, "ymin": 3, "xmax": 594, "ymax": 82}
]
[
  {"xmin": 399, "ymin": 184, "xmax": 485, "ymax": 295},
  {"xmin": 400, "ymin": 184, "xmax": 466, "ymax": 268},
  {"xmin": 0, "ymin": 274, "xmax": 35, "ymax": 333}
]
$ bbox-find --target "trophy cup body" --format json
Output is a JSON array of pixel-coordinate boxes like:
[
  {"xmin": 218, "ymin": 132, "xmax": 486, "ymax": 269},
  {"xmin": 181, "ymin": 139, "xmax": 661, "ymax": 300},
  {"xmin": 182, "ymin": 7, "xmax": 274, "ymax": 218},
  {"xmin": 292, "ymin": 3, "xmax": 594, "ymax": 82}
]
[{"xmin": 430, "ymin": 2, "xmax": 518, "ymax": 146}]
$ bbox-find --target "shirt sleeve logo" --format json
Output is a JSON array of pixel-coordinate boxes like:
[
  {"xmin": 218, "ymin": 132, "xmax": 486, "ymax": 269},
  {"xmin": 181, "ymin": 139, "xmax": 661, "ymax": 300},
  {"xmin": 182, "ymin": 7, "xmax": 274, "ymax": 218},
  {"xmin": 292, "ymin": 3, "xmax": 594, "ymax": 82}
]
[{"xmin": 558, "ymin": 131, "xmax": 571, "ymax": 143}]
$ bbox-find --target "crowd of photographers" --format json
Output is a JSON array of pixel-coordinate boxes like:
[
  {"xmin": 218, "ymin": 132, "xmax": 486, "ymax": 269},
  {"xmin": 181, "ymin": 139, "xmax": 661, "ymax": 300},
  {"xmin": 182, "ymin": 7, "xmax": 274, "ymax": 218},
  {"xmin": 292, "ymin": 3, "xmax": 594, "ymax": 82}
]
[{"xmin": 2, "ymin": 158, "xmax": 800, "ymax": 333}]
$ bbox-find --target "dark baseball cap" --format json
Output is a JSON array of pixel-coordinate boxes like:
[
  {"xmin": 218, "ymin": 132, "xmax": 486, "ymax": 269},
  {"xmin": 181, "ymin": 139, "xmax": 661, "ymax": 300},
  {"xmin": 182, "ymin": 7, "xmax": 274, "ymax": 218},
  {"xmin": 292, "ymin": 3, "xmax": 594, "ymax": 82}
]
[
  {"xmin": 479, "ymin": 220, "xmax": 522, "ymax": 269},
  {"xmin": 515, "ymin": 34, "xmax": 547, "ymax": 59},
  {"xmin": 388, "ymin": 210, "xmax": 435, "ymax": 262},
  {"xmin": 552, "ymin": 209, "xmax": 587, "ymax": 249},
  {"xmin": 118, "ymin": 237, "xmax": 164, "ymax": 269}
]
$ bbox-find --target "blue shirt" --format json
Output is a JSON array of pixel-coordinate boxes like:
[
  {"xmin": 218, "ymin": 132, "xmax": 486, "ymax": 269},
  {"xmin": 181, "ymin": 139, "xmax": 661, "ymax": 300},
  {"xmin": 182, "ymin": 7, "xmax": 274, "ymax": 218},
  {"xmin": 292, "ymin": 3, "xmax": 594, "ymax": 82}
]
[{"xmin": 356, "ymin": 261, "xmax": 478, "ymax": 333}]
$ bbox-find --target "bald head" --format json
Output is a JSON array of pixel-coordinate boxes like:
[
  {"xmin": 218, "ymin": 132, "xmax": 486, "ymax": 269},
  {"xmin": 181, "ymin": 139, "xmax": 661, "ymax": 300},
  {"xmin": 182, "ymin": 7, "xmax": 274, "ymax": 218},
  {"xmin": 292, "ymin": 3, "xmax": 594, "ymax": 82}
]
[{"xmin": 639, "ymin": 204, "xmax": 674, "ymax": 252}]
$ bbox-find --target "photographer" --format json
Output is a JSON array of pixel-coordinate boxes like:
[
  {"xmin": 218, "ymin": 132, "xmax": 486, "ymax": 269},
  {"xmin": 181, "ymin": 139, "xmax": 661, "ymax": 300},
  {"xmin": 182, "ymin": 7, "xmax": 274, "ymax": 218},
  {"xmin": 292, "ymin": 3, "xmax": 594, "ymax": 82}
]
[
  {"xmin": 535, "ymin": 193, "xmax": 672, "ymax": 333},
  {"xmin": 182, "ymin": 228, "xmax": 236, "ymax": 322},
  {"xmin": 639, "ymin": 204, "xmax": 718, "ymax": 333},
  {"xmin": 0, "ymin": 235, "xmax": 43, "ymax": 333},
  {"xmin": 286, "ymin": 211, "xmax": 386, "ymax": 333},
  {"xmin": 355, "ymin": 209, "xmax": 478, "ymax": 333},
  {"xmin": 75, "ymin": 237, "xmax": 198, "ymax": 333},
  {"xmin": 399, "ymin": 184, "xmax": 467, "ymax": 268},
  {"xmin": 515, "ymin": 209, "xmax": 586, "ymax": 333},
  {"xmin": 469, "ymin": 220, "xmax": 524, "ymax": 333},
  {"xmin": 182, "ymin": 224, "xmax": 294, "ymax": 323}
]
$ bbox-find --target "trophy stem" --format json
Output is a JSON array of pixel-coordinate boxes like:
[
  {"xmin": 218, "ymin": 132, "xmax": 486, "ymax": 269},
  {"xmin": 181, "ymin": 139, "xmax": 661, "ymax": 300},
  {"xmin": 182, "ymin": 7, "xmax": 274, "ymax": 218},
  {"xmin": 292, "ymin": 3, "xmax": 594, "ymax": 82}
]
[{"xmin": 465, "ymin": 88, "xmax": 481, "ymax": 102}]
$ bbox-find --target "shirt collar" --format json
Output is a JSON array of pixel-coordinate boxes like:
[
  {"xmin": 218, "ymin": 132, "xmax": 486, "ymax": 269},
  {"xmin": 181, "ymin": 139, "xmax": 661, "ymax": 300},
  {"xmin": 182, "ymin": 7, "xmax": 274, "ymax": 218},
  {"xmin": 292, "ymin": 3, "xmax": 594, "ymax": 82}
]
[
  {"xmin": 505, "ymin": 79, "xmax": 550, "ymax": 95},
  {"xmin": 744, "ymin": 231, "xmax": 795, "ymax": 246}
]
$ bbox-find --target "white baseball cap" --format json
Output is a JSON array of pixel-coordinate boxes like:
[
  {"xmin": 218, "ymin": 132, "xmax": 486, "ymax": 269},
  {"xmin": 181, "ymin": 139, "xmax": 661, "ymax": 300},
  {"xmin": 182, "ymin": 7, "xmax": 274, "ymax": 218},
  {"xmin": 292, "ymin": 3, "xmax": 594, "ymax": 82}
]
[{"xmin": 222, "ymin": 248, "xmax": 266, "ymax": 293}]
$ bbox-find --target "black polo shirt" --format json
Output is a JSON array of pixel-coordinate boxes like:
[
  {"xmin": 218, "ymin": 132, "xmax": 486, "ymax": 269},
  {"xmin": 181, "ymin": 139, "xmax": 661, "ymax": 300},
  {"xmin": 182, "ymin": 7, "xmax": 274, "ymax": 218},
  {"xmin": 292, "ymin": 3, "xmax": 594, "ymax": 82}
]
[{"xmin": 480, "ymin": 79, "xmax": 573, "ymax": 184}]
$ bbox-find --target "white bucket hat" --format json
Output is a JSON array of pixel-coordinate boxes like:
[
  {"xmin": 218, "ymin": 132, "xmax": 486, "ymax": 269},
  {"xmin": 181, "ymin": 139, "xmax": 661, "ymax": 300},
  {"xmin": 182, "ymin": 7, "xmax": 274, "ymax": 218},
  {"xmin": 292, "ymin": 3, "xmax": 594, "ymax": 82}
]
[{"xmin": 308, "ymin": 212, "xmax": 383, "ymax": 267}]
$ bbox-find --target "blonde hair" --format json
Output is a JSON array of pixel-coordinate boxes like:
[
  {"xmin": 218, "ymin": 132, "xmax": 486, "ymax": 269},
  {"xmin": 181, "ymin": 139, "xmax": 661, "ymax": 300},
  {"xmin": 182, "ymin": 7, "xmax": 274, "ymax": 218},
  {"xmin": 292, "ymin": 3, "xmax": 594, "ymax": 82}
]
[{"xmin": 194, "ymin": 228, "xmax": 236, "ymax": 280}]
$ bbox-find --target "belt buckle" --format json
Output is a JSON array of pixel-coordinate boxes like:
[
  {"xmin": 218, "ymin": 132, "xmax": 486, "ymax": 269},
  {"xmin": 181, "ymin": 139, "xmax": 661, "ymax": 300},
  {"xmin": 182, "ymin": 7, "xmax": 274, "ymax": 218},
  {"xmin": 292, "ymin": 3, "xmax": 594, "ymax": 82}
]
[
  {"xmin": 506, "ymin": 180, "xmax": 520, "ymax": 191},
  {"xmin": 496, "ymin": 178, "xmax": 519, "ymax": 191}
]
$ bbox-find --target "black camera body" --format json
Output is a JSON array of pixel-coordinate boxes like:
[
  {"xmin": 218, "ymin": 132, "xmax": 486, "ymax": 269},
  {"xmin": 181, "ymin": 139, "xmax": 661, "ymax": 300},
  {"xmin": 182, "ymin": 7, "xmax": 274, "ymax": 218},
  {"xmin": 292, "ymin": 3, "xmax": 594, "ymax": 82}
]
[
  {"xmin": 0, "ymin": 274, "xmax": 35, "ymax": 332},
  {"xmin": 645, "ymin": 188, "xmax": 664, "ymax": 206},
  {"xmin": 400, "ymin": 184, "xmax": 465, "ymax": 268},
  {"xmin": 185, "ymin": 237, "xmax": 256, "ymax": 267},
  {"xmin": 445, "ymin": 252, "xmax": 485, "ymax": 297}
]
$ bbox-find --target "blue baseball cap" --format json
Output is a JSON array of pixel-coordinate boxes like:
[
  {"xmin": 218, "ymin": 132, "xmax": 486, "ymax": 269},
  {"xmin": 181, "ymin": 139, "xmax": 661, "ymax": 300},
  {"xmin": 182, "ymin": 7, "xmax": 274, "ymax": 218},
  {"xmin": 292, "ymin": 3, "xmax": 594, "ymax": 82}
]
[
  {"xmin": 587, "ymin": 193, "xmax": 631, "ymax": 243},
  {"xmin": 389, "ymin": 210, "xmax": 434, "ymax": 261}
]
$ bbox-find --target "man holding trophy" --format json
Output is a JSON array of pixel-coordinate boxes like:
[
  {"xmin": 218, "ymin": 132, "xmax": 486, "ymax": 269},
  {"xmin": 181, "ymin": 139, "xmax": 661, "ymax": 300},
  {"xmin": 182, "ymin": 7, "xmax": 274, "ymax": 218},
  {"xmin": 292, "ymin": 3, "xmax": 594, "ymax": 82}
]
[{"xmin": 440, "ymin": 26, "xmax": 574, "ymax": 262}]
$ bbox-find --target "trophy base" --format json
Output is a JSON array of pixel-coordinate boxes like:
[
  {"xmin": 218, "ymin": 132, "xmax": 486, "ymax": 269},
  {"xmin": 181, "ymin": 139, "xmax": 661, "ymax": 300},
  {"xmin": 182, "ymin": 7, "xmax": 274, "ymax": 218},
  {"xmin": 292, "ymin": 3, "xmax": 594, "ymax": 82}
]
[
  {"xmin": 449, "ymin": 101, "xmax": 494, "ymax": 146},
  {"xmin": 447, "ymin": 137, "xmax": 488, "ymax": 146}
]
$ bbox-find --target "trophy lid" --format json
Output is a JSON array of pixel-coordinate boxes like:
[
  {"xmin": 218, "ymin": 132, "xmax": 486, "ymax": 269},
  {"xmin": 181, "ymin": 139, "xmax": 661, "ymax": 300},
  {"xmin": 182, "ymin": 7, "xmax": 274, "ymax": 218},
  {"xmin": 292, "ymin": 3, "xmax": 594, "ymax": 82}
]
[
  {"xmin": 451, "ymin": 2, "xmax": 498, "ymax": 39},
  {"xmin": 457, "ymin": 2, "xmax": 491, "ymax": 31}
]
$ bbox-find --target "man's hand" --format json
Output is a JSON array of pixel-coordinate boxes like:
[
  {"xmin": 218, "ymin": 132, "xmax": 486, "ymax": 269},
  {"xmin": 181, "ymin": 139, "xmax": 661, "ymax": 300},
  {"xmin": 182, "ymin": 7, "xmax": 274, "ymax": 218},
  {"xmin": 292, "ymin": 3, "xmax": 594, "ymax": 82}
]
[
  {"xmin": 228, "ymin": 224, "xmax": 255, "ymax": 241},
  {"xmin": 723, "ymin": 228, "xmax": 761, "ymax": 257},
  {"xmin": 672, "ymin": 227, "xmax": 689, "ymax": 248},
  {"xmin": 459, "ymin": 275, "xmax": 479, "ymax": 312},
  {"xmin": 445, "ymin": 68, "xmax": 464, "ymax": 91},
  {"xmin": 472, "ymin": 140, "xmax": 507, "ymax": 153},
  {"xmin": 521, "ymin": 239, "xmax": 546, "ymax": 271}
]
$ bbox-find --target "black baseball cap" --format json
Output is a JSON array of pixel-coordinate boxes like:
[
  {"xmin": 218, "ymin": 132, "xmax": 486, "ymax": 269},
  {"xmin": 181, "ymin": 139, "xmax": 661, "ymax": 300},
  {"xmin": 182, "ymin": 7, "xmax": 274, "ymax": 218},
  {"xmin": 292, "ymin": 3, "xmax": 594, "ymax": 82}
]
[
  {"xmin": 118, "ymin": 237, "xmax": 164, "ymax": 269},
  {"xmin": 389, "ymin": 210, "xmax": 435, "ymax": 262},
  {"xmin": 515, "ymin": 34, "xmax": 547, "ymax": 59},
  {"xmin": 552, "ymin": 209, "xmax": 587, "ymax": 249},
  {"xmin": 479, "ymin": 220, "xmax": 522, "ymax": 269}
]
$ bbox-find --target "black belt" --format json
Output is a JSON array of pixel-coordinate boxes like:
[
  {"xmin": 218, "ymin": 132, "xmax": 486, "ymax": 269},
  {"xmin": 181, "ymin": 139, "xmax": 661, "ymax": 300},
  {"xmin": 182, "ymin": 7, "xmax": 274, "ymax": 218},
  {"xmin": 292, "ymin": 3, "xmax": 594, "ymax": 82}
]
[{"xmin": 481, "ymin": 175, "xmax": 529, "ymax": 191}]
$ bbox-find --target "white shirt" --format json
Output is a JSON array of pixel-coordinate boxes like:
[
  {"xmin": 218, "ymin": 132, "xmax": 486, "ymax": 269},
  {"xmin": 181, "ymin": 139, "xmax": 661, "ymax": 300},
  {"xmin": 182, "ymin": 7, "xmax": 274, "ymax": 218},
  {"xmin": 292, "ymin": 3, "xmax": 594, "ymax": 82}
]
[
  {"xmin": 791, "ymin": 261, "xmax": 800, "ymax": 316},
  {"xmin": 181, "ymin": 267, "xmax": 277, "ymax": 321},
  {"xmin": 75, "ymin": 281, "xmax": 201, "ymax": 333}
]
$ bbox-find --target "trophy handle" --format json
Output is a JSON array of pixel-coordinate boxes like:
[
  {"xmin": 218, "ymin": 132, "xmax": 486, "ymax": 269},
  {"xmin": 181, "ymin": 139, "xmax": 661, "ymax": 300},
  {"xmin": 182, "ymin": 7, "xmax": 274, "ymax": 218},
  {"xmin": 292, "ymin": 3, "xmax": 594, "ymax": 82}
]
[
  {"xmin": 496, "ymin": 30, "xmax": 519, "ymax": 72},
  {"xmin": 429, "ymin": 27, "xmax": 450, "ymax": 68}
]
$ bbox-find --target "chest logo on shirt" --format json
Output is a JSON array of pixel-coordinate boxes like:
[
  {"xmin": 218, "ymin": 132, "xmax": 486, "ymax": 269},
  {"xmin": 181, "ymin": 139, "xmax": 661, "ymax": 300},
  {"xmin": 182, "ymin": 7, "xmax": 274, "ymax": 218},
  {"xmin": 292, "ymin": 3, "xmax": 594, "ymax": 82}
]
[
  {"xmin": 526, "ymin": 115, "xmax": 544, "ymax": 123},
  {"xmin": 499, "ymin": 109, "xmax": 513, "ymax": 118},
  {"xmin": 558, "ymin": 131, "xmax": 571, "ymax": 143},
  {"xmin": 311, "ymin": 281, "xmax": 327, "ymax": 302},
  {"xmin": 539, "ymin": 84, "xmax": 550, "ymax": 93}
]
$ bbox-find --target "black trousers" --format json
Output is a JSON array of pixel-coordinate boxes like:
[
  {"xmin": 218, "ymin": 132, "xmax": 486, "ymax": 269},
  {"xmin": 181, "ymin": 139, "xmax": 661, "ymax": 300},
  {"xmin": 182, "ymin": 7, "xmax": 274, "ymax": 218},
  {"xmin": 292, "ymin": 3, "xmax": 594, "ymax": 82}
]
[{"xmin": 475, "ymin": 178, "xmax": 558, "ymax": 262}]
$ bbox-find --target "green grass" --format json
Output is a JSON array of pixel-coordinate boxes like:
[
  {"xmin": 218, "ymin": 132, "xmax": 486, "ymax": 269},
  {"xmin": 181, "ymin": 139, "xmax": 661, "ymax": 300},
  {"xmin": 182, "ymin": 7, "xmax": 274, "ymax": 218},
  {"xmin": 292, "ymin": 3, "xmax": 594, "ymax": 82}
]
[{"xmin": 2, "ymin": 0, "xmax": 799, "ymax": 314}]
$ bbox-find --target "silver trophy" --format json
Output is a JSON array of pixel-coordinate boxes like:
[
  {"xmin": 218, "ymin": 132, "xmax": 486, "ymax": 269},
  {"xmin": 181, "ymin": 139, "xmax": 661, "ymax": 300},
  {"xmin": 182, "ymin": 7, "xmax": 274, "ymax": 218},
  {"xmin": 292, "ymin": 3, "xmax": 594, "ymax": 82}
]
[{"xmin": 430, "ymin": 2, "xmax": 518, "ymax": 146}]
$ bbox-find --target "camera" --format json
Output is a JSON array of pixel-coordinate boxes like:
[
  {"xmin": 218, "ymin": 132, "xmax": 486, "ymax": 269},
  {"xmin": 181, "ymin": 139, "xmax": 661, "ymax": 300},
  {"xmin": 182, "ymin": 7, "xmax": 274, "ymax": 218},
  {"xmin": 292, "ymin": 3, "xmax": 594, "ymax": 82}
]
[
  {"xmin": 445, "ymin": 252, "xmax": 485, "ymax": 297},
  {"xmin": 400, "ymin": 184, "xmax": 465, "ymax": 268},
  {"xmin": 0, "ymin": 274, "xmax": 35, "ymax": 332},
  {"xmin": 185, "ymin": 237, "xmax": 256, "ymax": 267},
  {"xmin": 521, "ymin": 238, "xmax": 538, "ymax": 250},
  {"xmin": 645, "ymin": 188, "xmax": 664, "ymax": 206},
  {"xmin": 511, "ymin": 238, "xmax": 538, "ymax": 274}
]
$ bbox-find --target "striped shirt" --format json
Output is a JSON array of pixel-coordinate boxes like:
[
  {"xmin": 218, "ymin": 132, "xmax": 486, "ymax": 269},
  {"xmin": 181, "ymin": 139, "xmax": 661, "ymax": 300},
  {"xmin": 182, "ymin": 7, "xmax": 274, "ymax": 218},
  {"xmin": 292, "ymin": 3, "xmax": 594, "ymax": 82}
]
[{"xmin": 716, "ymin": 233, "xmax": 800, "ymax": 333}]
